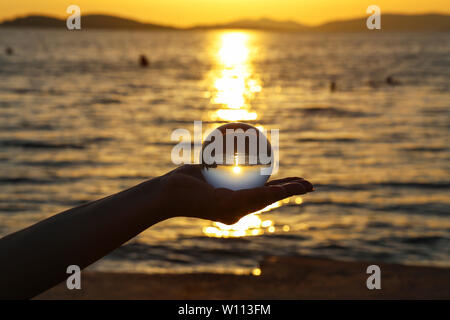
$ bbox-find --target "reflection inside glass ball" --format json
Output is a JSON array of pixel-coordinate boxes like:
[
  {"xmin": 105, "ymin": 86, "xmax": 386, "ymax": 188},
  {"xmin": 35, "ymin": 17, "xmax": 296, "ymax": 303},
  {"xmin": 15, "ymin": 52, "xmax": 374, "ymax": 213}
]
[{"xmin": 200, "ymin": 123, "xmax": 273, "ymax": 190}]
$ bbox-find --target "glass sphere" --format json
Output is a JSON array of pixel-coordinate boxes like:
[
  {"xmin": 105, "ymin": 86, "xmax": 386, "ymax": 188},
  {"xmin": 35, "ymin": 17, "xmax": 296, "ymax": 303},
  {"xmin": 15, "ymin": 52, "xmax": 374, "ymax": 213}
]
[{"xmin": 200, "ymin": 123, "xmax": 273, "ymax": 190}]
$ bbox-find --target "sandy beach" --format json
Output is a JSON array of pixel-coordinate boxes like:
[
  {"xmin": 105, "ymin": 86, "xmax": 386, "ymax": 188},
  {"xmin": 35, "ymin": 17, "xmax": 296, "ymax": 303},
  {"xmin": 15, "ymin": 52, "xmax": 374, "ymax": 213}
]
[{"xmin": 35, "ymin": 256, "xmax": 450, "ymax": 300}]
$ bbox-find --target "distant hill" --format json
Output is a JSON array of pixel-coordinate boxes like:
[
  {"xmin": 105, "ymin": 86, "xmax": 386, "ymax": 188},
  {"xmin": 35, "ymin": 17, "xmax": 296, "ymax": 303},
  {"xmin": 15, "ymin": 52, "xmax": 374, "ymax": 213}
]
[
  {"xmin": 1, "ymin": 13, "xmax": 449, "ymax": 32},
  {"xmin": 1, "ymin": 15, "xmax": 65, "ymax": 28},
  {"xmin": 0, "ymin": 14, "xmax": 174, "ymax": 30},
  {"xmin": 315, "ymin": 14, "xmax": 450, "ymax": 32},
  {"xmin": 191, "ymin": 18, "xmax": 309, "ymax": 31}
]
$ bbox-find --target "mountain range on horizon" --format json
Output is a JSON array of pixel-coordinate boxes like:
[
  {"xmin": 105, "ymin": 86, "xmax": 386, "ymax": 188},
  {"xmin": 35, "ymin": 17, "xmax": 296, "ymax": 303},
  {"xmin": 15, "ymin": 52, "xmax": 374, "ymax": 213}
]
[{"xmin": 1, "ymin": 13, "xmax": 449, "ymax": 32}]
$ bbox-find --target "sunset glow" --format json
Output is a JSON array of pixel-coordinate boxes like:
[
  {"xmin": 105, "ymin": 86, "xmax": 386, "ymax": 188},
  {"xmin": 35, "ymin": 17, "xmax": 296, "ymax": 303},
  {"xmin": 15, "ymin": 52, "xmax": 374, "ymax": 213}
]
[
  {"xmin": 209, "ymin": 32, "xmax": 260, "ymax": 121},
  {"xmin": 1, "ymin": 1, "xmax": 448, "ymax": 27}
]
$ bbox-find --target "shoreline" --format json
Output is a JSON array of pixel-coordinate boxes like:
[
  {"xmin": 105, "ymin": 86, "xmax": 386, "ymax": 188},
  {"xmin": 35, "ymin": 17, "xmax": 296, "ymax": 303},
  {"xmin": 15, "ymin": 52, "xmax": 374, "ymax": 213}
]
[{"xmin": 36, "ymin": 256, "xmax": 450, "ymax": 299}]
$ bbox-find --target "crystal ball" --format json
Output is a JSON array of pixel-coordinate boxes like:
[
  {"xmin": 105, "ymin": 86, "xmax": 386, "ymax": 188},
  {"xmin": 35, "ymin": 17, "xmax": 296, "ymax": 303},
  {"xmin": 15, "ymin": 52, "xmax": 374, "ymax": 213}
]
[{"xmin": 200, "ymin": 123, "xmax": 273, "ymax": 190}]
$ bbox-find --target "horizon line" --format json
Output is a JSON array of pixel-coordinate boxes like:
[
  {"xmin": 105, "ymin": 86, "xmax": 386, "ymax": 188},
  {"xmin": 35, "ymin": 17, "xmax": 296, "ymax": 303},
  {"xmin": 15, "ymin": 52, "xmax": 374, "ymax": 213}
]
[{"xmin": 1, "ymin": 11, "xmax": 449, "ymax": 29}]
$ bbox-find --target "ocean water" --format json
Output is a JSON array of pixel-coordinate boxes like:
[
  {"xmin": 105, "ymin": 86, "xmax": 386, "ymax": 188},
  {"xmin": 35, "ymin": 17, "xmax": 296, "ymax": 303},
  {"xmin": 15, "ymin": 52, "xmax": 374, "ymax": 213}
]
[{"xmin": 0, "ymin": 28, "xmax": 449, "ymax": 274}]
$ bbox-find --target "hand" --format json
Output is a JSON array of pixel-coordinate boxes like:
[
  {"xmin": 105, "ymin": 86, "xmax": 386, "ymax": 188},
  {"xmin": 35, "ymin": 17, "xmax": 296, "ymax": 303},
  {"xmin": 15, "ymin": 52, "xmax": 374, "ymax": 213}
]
[{"xmin": 156, "ymin": 164, "xmax": 314, "ymax": 224}]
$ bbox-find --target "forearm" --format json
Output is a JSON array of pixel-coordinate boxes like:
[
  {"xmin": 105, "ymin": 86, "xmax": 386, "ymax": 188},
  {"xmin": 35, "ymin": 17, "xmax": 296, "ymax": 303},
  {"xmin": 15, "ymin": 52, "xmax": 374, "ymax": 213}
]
[{"xmin": 0, "ymin": 176, "xmax": 167, "ymax": 299}]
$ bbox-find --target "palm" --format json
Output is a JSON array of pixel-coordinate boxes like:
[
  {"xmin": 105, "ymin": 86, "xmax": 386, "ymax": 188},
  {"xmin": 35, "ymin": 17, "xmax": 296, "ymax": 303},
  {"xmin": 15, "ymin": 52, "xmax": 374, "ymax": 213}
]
[{"xmin": 158, "ymin": 165, "xmax": 314, "ymax": 224}]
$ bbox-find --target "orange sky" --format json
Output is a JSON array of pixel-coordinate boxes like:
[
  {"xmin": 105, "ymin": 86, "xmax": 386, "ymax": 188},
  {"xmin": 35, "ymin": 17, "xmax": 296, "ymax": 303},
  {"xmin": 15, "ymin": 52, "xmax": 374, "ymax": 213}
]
[{"xmin": 1, "ymin": 0, "xmax": 449, "ymax": 27}]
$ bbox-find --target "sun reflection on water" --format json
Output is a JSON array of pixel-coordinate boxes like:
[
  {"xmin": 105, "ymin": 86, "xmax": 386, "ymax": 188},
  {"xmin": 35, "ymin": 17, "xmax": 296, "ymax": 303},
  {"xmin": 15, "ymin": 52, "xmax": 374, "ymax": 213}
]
[
  {"xmin": 202, "ymin": 199, "xmax": 302, "ymax": 238},
  {"xmin": 208, "ymin": 32, "xmax": 261, "ymax": 121}
]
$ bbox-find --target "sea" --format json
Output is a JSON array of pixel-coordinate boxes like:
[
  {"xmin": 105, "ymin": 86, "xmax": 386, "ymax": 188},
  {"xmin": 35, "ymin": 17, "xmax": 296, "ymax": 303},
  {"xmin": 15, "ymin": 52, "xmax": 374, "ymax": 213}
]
[{"xmin": 0, "ymin": 28, "xmax": 449, "ymax": 274}]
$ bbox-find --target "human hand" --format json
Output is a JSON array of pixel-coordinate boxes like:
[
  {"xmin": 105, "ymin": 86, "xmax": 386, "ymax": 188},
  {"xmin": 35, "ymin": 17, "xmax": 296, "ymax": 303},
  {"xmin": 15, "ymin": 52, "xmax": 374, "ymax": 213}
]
[{"xmin": 155, "ymin": 164, "xmax": 314, "ymax": 224}]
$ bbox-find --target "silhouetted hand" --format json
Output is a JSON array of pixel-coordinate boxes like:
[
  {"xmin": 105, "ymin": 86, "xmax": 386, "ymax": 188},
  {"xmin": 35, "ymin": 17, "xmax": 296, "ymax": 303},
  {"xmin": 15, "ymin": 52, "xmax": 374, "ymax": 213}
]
[{"xmin": 157, "ymin": 164, "xmax": 314, "ymax": 224}]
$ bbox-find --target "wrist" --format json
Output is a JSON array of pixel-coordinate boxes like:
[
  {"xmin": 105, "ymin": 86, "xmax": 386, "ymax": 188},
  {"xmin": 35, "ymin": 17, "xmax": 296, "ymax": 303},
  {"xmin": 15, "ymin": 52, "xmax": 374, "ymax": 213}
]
[{"xmin": 133, "ymin": 176, "xmax": 174, "ymax": 222}]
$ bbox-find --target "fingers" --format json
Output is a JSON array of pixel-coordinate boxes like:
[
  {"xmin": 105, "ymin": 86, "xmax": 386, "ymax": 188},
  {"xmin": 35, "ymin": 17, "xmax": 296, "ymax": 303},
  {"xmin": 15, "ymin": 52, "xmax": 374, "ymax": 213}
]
[
  {"xmin": 230, "ymin": 186, "xmax": 285, "ymax": 211},
  {"xmin": 172, "ymin": 164, "xmax": 206, "ymax": 182},
  {"xmin": 266, "ymin": 177, "xmax": 314, "ymax": 193},
  {"xmin": 265, "ymin": 177, "xmax": 305, "ymax": 186},
  {"xmin": 267, "ymin": 179, "xmax": 314, "ymax": 200},
  {"xmin": 291, "ymin": 179, "xmax": 314, "ymax": 192}
]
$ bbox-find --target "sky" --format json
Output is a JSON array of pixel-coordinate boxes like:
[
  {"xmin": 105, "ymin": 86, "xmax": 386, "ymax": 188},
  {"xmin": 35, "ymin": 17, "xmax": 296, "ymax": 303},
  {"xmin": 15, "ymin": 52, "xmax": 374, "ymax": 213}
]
[{"xmin": 1, "ymin": 0, "xmax": 449, "ymax": 27}]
